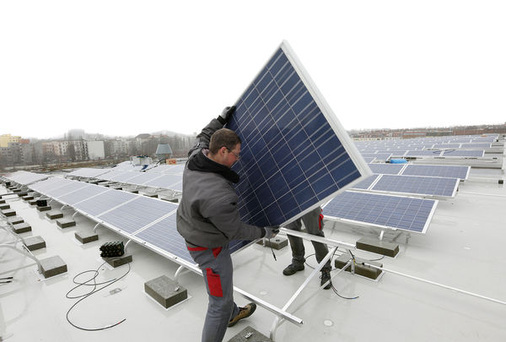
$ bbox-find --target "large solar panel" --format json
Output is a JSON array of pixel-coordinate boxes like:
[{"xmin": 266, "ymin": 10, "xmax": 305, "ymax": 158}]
[
  {"xmin": 227, "ymin": 41, "xmax": 371, "ymax": 227},
  {"xmin": 323, "ymin": 191, "xmax": 438, "ymax": 233}
]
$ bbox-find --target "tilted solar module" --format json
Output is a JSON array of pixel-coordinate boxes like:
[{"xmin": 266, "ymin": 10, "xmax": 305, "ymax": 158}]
[
  {"xmin": 29, "ymin": 177, "xmax": 91, "ymax": 200},
  {"xmin": 227, "ymin": 41, "xmax": 371, "ymax": 227},
  {"xmin": 43, "ymin": 181, "xmax": 90, "ymax": 200},
  {"xmin": 360, "ymin": 153, "xmax": 394, "ymax": 161},
  {"xmin": 368, "ymin": 163, "xmax": 405, "ymax": 175},
  {"xmin": 3, "ymin": 171, "xmax": 50, "ymax": 185},
  {"xmin": 404, "ymin": 150, "xmax": 443, "ymax": 157},
  {"xmin": 67, "ymin": 168, "xmax": 112, "ymax": 178},
  {"xmin": 323, "ymin": 191, "xmax": 438, "ymax": 233},
  {"xmin": 28, "ymin": 177, "xmax": 65, "ymax": 193},
  {"xmin": 401, "ymin": 164, "xmax": 470, "ymax": 180},
  {"xmin": 369, "ymin": 174, "xmax": 459, "ymax": 198},
  {"xmin": 442, "ymin": 150, "xmax": 485, "ymax": 157},
  {"xmin": 144, "ymin": 174, "xmax": 183, "ymax": 191},
  {"xmin": 352, "ymin": 175, "xmax": 379, "ymax": 189},
  {"xmin": 97, "ymin": 196, "xmax": 177, "ymax": 234},
  {"xmin": 58, "ymin": 185, "xmax": 110, "ymax": 206},
  {"xmin": 73, "ymin": 189, "xmax": 135, "ymax": 216}
]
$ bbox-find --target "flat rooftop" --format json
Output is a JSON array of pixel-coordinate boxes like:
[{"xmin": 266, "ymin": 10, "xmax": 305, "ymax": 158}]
[{"xmin": 1, "ymin": 138, "xmax": 505, "ymax": 341}]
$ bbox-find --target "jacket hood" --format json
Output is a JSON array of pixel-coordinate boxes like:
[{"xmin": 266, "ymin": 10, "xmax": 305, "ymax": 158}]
[{"xmin": 188, "ymin": 149, "xmax": 240, "ymax": 184}]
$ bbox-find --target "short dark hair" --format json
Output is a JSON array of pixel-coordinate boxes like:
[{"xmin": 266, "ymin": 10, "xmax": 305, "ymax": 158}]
[{"xmin": 209, "ymin": 128, "xmax": 242, "ymax": 154}]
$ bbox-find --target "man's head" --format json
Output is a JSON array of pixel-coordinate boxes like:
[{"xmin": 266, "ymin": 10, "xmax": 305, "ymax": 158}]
[{"xmin": 208, "ymin": 128, "xmax": 242, "ymax": 168}]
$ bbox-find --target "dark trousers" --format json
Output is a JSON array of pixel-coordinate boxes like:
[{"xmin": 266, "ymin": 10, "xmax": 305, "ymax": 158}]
[
  {"xmin": 188, "ymin": 243, "xmax": 239, "ymax": 342},
  {"xmin": 285, "ymin": 207, "xmax": 331, "ymax": 271}
]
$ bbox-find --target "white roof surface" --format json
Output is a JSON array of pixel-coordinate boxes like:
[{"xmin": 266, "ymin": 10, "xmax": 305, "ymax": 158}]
[{"xmin": 1, "ymin": 139, "xmax": 505, "ymax": 342}]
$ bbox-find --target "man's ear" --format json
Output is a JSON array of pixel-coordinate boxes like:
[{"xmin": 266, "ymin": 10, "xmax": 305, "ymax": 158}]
[{"xmin": 219, "ymin": 146, "xmax": 228, "ymax": 157}]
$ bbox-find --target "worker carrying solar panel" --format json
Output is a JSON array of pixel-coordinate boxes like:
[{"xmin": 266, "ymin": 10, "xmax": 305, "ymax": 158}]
[
  {"xmin": 284, "ymin": 206, "xmax": 333, "ymax": 289},
  {"xmin": 176, "ymin": 106, "xmax": 279, "ymax": 342}
]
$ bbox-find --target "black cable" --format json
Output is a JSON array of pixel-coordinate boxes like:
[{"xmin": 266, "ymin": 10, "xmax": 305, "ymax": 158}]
[
  {"xmin": 268, "ymin": 238, "xmax": 277, "ymax": 261},
  {"xmin": 65, "ymin": 261, "xmax": 131, "ymax": 331},
  {"xmin": 305, "ymin": 251, "xmax": 360, "ymax": 300}
]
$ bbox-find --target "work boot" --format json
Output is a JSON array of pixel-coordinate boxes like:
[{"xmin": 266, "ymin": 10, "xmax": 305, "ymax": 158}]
[
  {"xmin": 282, "ymin": 263, "xmax": 304, "ymax": 276},
  {"xmin": 228, "ymin": 303, "xmax": 257, "ymax": 327},
  {"xmin": 320, "ymin": 269, "xmax": 332, "ymax": 290}
]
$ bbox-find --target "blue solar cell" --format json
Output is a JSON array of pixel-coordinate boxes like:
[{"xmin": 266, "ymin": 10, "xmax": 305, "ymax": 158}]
[
  {"xmin": 29, "ymin": 177, "xmax": 71, "ymax": 194},
  {"xmin": 135, "ymin": 214, "xmax": 195, "ymax": 265},
  {"xmin": 442, "ymin": 150, "xmax": 484, "ymax": 157},
  {"xmin": 74, "ymin": 189, "xmax": 134, "ymax": 216},
  {"xmin": 323, "ymin": 191, "xmax": 437, "ymax": 233},
  {"xmin": 402, "ymin": 164, "xmax": 470, "ymax": 180},
  {"xmin": 58, "ymin": 185, "xmax": 110, "ymax": 205},
  {"xmin": 4, "ymin": 171, "xmax": 49, "ymax": 185},
  {"xmin": 368, "ymin": 164, "xmax": 405, "ymax": 175},
  {"xmin": 404, "ymin": 150, "xmax": 443, "ymax": 157},
  {"xmin": 98, "ymin": 196, "xmax": 178, "ymax": 234},
  {"xmin": 227, "ymin": 42, "xmax": 370, "ymax": 227},
  {"xmin": 370, "ymin": 175, "xmax": 459, "ymax": 198},
  {"xmin": 352, "ymin": 175, "xmax": 379, "ymax": 190}
]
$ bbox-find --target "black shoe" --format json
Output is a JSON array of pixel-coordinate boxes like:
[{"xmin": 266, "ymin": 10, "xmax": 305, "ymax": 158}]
[
  {"xmin": 283, "ymin": 263, "xmax": 304, "ymax": 276},
  {"xmin": 320, "ymin": 270, "xmax": 332, "ymax": 290},
  {"xmin": 228, "ymin": 303, "xmax": 256, "ymax": 327}
]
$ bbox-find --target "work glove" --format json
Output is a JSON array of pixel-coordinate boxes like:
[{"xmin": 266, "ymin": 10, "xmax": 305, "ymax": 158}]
[
  {"xmin": 218, "ymin": 106, "xmax": 236, "ymax": 123},
  {"xmin": 263, "ymin": 226, "xmax": 279, "ymax": 239}
]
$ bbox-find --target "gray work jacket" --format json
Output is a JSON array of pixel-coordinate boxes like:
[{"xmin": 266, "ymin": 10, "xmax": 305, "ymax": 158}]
[{"xmin": 176, "ymin": 118, "xmax": 264, "ymax": 248}]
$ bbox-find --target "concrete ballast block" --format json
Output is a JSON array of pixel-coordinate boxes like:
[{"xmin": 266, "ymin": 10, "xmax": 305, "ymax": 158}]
[
  {"xmin": 46, "ymin": 210, "xmax": 64, "ymax": 220},
  {"xmin": 228, "ymin": 326, "xmax": 273, "ymax": 342},
  {"xmin": 334, "ymin": 254, "xmax": 383, "ymax": 280},
  {"xmin": 13, "ymin": 222, "xmax": 31, "ymax": 234},
  {"xmin": 24, "ymin": 236, "xmax": 46, "ymax": 251},
  {"xmin": 355, "ymin": 237, "xmax": 399, "ymax": 257},
  {"xmin": 144, "ymin": 275, "xmax": 188, "ymax": 309},
  {"xmin": 257, "ymin": 236, "xmax": 288, "ymax": 250},
  {"xmin": 75, "ymin": 231, "xmax": 99, "ymax": 244},
  {"xmin": 7, "ymin": 216, "xmax": 24, "ymax": 225},
  {"xmin": 40, "ymin": 255, "xmax": 68, "ymax": 278},
  {"xmin": 57, "ymin": 218, "xmax": 76, "ymax": 228},
  {"xmin": 103, "ymin": 254, "xmax": 133, "ymax": 268}
]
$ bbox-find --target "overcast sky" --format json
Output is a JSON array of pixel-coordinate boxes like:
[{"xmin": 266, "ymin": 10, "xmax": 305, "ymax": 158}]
[{"xmin": 1, "ymin": 1, "xmax": 505, "ymax": 139}]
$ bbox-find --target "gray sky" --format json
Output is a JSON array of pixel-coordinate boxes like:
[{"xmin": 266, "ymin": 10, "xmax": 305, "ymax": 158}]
[{"xmin": 1, "ymin": 0, "xmax": 505, "ymax": 139}]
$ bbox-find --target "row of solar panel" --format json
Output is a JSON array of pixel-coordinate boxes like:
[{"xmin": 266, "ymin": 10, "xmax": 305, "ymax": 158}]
[
  {"xmin": 3, "ymin": 169, "xmax": 438, "ymax": 235},
  {"xmin": 361, "ymin": 149, "xmax": 485, "ymax": 162},
  {"xmin": 355, "ymin": 134, "xmax": 497, "ymax": 148},
  {"xmin": 358, "ymin": 143, "xmax": 492, "ymax": 152},
  {"xmin": 27, "ymin": 177, "xmax": 195, "ymax": 267},
  {"xmin": 352, "ymin": 174, "xmax": 459, "ymax": 198},
  {"xmin": 368, "ymin": 163, "xmax": 470, "ymax": 180},
  {"xmin": 67, "ymin": 164, "xmax": 184, "ymax": 191},
  {"xmin": 1, "ymin": 170, "xmax": 49, "ymax": 185}
]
